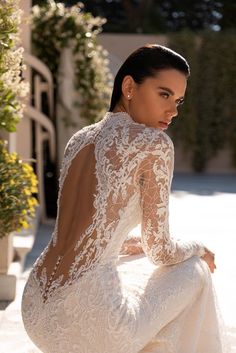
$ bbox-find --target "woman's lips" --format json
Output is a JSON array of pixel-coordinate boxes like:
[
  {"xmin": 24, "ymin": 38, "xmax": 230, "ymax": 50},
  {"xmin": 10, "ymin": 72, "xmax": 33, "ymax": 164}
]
[{"xmin": 159, "ymin": 121, "xmax": 170, "ymax": 129}]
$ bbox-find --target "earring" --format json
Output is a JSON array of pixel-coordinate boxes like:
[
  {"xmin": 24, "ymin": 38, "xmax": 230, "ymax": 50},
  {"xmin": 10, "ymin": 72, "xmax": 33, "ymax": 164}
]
[{"xmin": 127, "ymin": 94, "xmax": 130, "ymax": 99}]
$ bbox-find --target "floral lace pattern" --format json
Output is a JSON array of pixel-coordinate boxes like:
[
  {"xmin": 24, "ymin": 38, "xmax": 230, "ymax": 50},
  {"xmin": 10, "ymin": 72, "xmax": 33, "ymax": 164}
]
[
  {"xmin": 32, "ymin": 112, "xmax": 205, "ymax": 302},
  {"xmin": 21, "ymin": 112, "xmax": 228, "ymax": 353}
]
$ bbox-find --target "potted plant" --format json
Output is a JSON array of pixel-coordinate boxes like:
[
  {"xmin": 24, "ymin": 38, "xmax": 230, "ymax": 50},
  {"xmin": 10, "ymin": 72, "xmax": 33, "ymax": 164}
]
[
  {"xmin": 0, "ymin": 1, "xmax": 39, "ymax": 300},
  {"xmin": 0, "ymin": 140, "xmax": 38, "ymax": 274}
]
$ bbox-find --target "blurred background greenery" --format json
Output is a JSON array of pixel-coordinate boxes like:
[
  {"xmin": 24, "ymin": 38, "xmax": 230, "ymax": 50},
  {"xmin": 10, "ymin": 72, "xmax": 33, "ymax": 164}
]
[
  {"xmin": 30, "ymin": 1, "xmax": 236, "ymax": 173},
  {"xmin": 32, "ymin": 0, "xmax": 236, "ymax": 34}
]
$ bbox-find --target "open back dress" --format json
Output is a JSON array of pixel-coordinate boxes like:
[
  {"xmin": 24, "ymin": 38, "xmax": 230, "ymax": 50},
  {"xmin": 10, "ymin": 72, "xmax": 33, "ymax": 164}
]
[{"xmin": 21, "ymin": 111, "xmax": 227, "ymax": 353}]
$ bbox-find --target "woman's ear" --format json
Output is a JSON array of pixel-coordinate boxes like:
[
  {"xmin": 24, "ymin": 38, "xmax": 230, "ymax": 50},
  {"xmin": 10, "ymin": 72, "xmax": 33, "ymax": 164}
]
[{"xmin": 121, "ymin": 75, "xmax": 135, "ymax": 100}]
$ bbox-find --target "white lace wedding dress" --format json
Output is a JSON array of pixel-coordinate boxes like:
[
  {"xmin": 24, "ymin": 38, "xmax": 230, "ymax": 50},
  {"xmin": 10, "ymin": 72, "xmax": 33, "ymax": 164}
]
[{"xmin": 22, "ymin": 112, "xmax": 228, "ymax": 353}]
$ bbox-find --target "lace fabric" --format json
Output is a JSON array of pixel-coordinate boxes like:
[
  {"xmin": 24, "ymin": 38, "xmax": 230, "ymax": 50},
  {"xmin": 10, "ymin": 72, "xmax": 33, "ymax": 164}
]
[
  {"xmin": 30, "ymin": 112, "xmax": 205, "ymax": 302},
  {"xmin": 31, "ymin": 112, "xmax": 206, "ymax": 303},
  {"xmin": 21, "ymin": 112, "xmax": 229, "ymax": 353}
]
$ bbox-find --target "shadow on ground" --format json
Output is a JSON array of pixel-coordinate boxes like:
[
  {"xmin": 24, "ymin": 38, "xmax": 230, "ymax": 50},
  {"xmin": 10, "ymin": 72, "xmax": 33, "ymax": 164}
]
[
  {"xmin": 172, "ymin": 173, "xmax": 236, "ymax": 195},
  {"xmin": 23, "ymin": 223, "xmax": 54, "ymax": 272}
]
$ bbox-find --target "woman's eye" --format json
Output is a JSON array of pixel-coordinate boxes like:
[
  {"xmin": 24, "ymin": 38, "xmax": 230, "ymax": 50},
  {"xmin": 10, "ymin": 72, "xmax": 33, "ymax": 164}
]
[
  {"xmin": 176, "ymin": 99, "xmax": 184, "ymax": 107},
  {"xmin": 160, "ymin": 92, "xmax": 169, "ymax": 99}
]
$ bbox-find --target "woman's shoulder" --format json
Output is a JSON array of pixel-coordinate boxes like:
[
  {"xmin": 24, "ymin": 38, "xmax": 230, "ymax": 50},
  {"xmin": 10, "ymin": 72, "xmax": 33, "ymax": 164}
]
[
  {"xmin": 128, "ymin": 121, "xmax": 174, "ymax": 153},
  {"xmin": 104, "ymin": 111, "xmax": 173, "ymax": 147},
  {"xmin": 66, "ymin": 120, "xmax": 101, "ymax": 148}
]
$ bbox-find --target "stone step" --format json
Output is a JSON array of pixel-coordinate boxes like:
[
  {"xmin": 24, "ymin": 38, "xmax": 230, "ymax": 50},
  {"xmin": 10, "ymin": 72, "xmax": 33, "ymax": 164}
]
[
  {"xmin": 13, "ymin": 233, "xmax": 35, "ymax": 270},
  {"xmin": 0, "ymin": 262, "xmax": 21, "ymax": 301}
]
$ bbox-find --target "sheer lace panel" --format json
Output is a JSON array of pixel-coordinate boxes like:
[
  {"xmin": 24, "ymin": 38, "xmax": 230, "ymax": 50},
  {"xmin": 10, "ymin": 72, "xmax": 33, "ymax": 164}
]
[
  {"xmin": 137, "ymin": 135, "xmax": 206, "ymax": 266},
  {"xmin": 35, "ymin": 144, "xmax": 99, "ymax": 301},
  {"xmin": 34, "ymin": 124, "xmax": 141, "ymax": 302}
]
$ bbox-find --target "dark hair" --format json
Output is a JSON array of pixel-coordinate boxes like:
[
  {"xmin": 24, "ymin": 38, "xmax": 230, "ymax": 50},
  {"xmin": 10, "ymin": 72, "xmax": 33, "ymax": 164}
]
[{"xmin": 109, "ymin": 44, "xmax": 190, "ymax": 111}]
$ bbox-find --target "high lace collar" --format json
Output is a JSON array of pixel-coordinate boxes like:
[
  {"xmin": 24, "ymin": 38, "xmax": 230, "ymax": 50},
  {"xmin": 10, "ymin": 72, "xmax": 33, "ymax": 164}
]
[
  {"xmin": 104, "ymin": 112, "xmax": 159, "ymax": 130},
  {"xmin": 104, "ymin": 111, "xmax": 134, "ymax": 124}
]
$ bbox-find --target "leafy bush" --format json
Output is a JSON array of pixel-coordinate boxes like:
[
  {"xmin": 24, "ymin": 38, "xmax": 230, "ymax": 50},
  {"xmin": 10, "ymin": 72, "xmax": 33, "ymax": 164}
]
[
  {"xmin": 0, "ymin": 141, "xmax": 38, "ymax": 238},
  {"xmin": 169, "ymin": 31, "xmax": 236, "ymax": 171},
  {"xmin": 0, "ymin": 0, "xmax": 38, "ymax": 238}
]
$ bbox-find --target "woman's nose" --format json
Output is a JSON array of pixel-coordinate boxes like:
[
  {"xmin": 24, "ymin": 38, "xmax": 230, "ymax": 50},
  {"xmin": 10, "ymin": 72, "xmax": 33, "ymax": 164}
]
[{"xmin": 168, "ymin": 103, "xmax": 178, "ymax": 118}]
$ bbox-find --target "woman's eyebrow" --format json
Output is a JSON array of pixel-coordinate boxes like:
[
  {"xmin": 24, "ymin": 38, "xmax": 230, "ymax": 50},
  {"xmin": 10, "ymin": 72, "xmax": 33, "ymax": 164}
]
[
  {"xmin": 158, "ymin": 86, "xmax": 184, "ymax": 100},
  {"xmin": 158, "ymin": 86, "xmax": 174, "ymax": 95}
]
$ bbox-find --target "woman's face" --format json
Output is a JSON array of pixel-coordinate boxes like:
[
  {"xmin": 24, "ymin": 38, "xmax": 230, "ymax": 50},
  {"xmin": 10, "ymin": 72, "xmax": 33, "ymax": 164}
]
[{"xmin": 120, "ymin": 69, "xmax": 187, "ymax": 130}]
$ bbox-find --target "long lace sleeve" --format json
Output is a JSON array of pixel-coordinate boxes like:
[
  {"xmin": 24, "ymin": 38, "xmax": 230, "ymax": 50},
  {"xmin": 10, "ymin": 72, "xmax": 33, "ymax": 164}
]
[{"xmin": 137, "ymin": 133, "xmax": 206, "ymax": 266}]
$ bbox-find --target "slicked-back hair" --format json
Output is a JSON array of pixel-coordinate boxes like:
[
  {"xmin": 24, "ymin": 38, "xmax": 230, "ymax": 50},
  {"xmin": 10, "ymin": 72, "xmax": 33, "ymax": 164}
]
[{"xmin": 109, "ymin": 44, "xmax": 190, "ymax": 112}]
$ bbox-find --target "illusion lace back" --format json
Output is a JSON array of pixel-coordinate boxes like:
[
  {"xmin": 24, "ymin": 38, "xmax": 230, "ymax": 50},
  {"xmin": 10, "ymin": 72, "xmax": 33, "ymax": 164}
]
[{"xmin": 21, "ymin": 112, "xmax": 229, "ymax": 353}]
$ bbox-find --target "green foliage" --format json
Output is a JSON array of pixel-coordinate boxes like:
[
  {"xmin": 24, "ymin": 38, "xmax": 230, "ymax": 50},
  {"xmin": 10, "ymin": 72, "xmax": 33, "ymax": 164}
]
[
  {"xmin": 33, "ymin": 0, "xmax": 236, "ymax": 33},
  {"xmin": 31, "ymin": 0, "xmax": 112, "ymax": 125},
  {"xmin": 78, "ymin": 0, "xmax": 224, "ymax": 33},
  {"xmin": 0, "ymin": 0, "xmax": 38, "ymax": 238},
  {"xmin": 0, "ymin": 1, "xmax": 17, "ymax": 50},
  {"xmin": 0, "ymin": 0, "xmax": 28, "ymax": 132},
  {"xmin": 169, "ymin": 31, "xmax": 236, "ymax": 171},
  {"xmin": 0, "ymin": 141, "xmax": 38, "ymax": 238}
]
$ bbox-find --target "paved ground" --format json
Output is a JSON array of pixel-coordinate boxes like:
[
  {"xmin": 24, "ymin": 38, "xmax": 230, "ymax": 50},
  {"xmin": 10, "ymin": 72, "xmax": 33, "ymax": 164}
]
[{"xmin": 0, "ymin": 173, "xmax": 235, "ymax": 353}]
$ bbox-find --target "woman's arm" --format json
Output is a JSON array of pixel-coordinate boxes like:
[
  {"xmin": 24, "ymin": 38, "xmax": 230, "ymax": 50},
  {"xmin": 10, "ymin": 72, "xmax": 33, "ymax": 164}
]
[{"xmin": 137, "ymin": 133, "xmax": 207, "ymax": 266}]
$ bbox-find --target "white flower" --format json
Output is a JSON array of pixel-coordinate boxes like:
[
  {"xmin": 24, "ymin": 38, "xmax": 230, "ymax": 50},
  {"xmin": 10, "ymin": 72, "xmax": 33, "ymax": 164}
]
[
  {"xmin": 31, "ymin": 0, "xmax": 113, "ymax": 124},
  {"xmin": 0, "ymin": 0, "xmax": 29, "ymax": 129}
]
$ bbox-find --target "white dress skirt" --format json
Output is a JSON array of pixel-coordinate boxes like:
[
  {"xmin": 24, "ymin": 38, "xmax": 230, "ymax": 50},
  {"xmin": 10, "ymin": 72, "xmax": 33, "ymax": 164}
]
[{"xmin": 22, "ymin": 253, "xmax": 228, "ymax": 353}]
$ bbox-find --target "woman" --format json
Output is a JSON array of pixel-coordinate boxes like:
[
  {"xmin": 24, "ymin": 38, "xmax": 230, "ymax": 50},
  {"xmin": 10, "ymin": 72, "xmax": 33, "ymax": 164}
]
[{"xmin": 22, "ymin": 44, "xmax": 228, "ymax": 353}]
